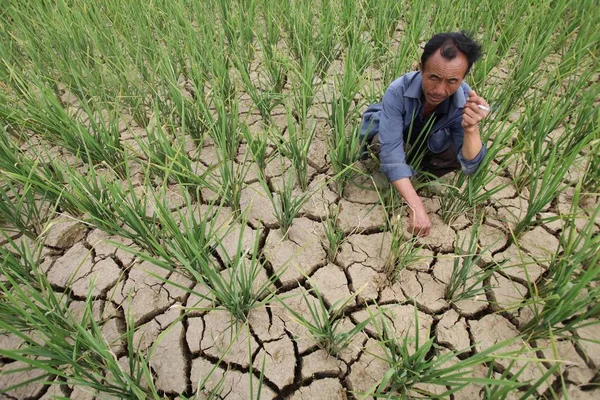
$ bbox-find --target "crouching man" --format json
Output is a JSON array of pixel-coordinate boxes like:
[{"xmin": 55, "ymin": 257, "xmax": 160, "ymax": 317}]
[{"xmin": 361, "ymin": 31, "xmax": 490, "ymax": 237}]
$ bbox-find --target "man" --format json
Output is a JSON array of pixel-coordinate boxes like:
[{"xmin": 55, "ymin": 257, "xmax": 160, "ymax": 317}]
[{"xmin": 361, "ymin": 31, "xmax": 489, "ymax": 237}]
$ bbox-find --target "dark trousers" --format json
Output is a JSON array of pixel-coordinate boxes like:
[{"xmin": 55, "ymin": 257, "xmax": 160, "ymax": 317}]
[{"xmin": 368, "ymin": 134, "xmax": 461, "ymax": 178}]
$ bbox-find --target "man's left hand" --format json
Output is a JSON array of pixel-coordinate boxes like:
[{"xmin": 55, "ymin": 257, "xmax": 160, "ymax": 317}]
[{"xmin": 462, "ymin": 90, "xmax": 490, "ymax": 133}]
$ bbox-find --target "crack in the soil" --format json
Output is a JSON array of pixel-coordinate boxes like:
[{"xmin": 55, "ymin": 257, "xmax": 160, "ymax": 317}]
[
  {"xmin": 414, "ymin": 272, "xmax": 426, "ymax": 295},
  {"xmin": 572, "ymin": 333, "xmax": 599, "ymax": 371},
  {"xmin": 246, "ymin": 322, "xmax": 266, "ymax": 363},
  {"xmin": 452, "ymin": 301, "xmax": 493, "ymax": 320},
  {"xmin": 181, "ymin": 315, "xmax": 194, "ymax": 396},
  {"xmin": 337, "ymin": 261, "xmax": 357, "ymax": 295},
  {"xmin": 195, "ymin": 350, "xmax": 281, "ymax": 395},
  {"xmin": 130, "ymin": 301, "xmax": 176, "ymax": 328},
  {"xmin": 274, "ymin": 260, "xmax": 327, "ymax": 294},
  {"xmin": 272, "ymin": 328, "xmax": 303, "ymax": 398}
]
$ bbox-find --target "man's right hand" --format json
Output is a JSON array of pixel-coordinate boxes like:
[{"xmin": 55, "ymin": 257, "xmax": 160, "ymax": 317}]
[
  {"xmin": 408, "ymin": 206, "xmax": 431, "ymax": 237},
  {"xmin": 392, "ymin": 178, "xmax": 432, "ymax": 237}
]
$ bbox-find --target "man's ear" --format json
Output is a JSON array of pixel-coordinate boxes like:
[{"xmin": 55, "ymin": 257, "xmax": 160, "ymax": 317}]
[{"xmin": 419, "ymin": 62, "xmax": 423, "ymax": 72}]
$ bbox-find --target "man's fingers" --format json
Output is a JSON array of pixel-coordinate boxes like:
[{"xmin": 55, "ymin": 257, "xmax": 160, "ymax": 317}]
[
  {"xmin": 463, "ymin": 104, "xmax": 488, "ymax": 126},
  {"xmin": 408, "ymin": 223, "xmax": 430, "ymax": 237},
  {"xmin": 467, "ymin": 91, "xmax": 490, "ymax": 111},
  {"xmin": 462, "ymin": 109, "xmax": 478, "ymax": 125}
]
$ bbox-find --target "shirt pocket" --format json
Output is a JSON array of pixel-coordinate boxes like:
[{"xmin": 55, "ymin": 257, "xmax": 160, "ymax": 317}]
[{"xmin": 428, "ymin": 128, "xmax": 452, "ymax": 153}]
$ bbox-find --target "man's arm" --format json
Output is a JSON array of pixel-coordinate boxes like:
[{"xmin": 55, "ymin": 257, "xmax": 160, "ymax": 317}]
[
  {"xmin": 392, "ymin": 178, "xmax": 431, "ymax": 236},
  {"xmin": 377, "ymin": 83, "xmax": 432, "ymax": 237}
]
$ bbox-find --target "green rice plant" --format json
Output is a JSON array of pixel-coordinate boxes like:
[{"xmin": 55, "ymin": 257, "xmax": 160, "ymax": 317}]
[
  {"xmin": 256, "ymin": 10, "xmax": 288, "ymax": 95},
  {"xmin": 258, "ymin": 167, "xmax": 312, "ymax": 238},
  {"xmin": 290, "ymin": 54, "xmax": 319, "ymax": 127},
  {"xmin": 0, "ymin": 240, "xmax": 157, "ymax": 399},
  {"xmin": 479, "ymin": 357, "xmax": 561, "ymax": 400},
  {"xmin": 511, "ymin": 130, "xmax": 591, "ymax": 240},
  {"xmin": 444, "ymin": 220, "xmax": 501, "ymax": 303},
  {"xmin": 2, "ymin": 1, "xmax": 155, "ymax": 120},
  {"xmin": 321, "ymin": 204, "xmax": 345, "ymax": 263},
  {"xmin": 498, "ymin": 1, "xmax": 574, "ymax": 118},
  {"xmin": 1, "ymin": 1, "xmax": 130, "ymax": 105},
  {"xmin": 59, "ymin": 166, "xmax": 175, "ymax": 264},
  {"xmin": 349, "ymin": 32, "xmax": 375, "ymax": 79},
  {"xmin": 0, "ymin": 180, "xmax": 56, "ymax": 240},
  {"xmin": 380, "ymin": 2, "xmax": 432, "ymax": 86},
  {"xmin": 207, "ymin": 35, "xmax": 237, "ymax": 106},
  {"xmin": 210, "ymin": 99, "xmax": 241, "ymax": 161},
  {"xmin": 4, "ymin": 146, "xmax": 210, "ymax": 274},
  {"xmin": 241, "ymin": 124, "xmax": 271, "ymax": 175},
  {"xmin": 467, "ymin": 0, "xmax": 531, "ymax": 94},
  {"xmin": 141, "ymin": 210, "xmax": 279, "ymax": 322},
  {"xmin": 279, "ymin": 0, "xmax": 314, "ymax": 64},
  {"xmin": 559, "ymin": 0, "xmax": 599, "ymax": 65},
  {"xmin": 581, "ymin": 141, "xmax": 600, "ymax": 197},
  {"xmin": 361, "ymin": 304, "xmax": 523, "ymax": 398},
  {"xmin": 274, "ymin": 107, "xmax": 316, "ymax": 191},
  {"xmin": 217, "ymin": 0, "xmax": 257, "ymax": 60},
  {"xmin": 0, "ymin": 129, "xmax": 82, "ymax": 215},
  {"xmin": 1, "ymin": 133, "xmax": 226, "ymax": 280},
  {"xmin": 152, "ymin": 50, "xmax": 207, "ymax": 144},
  {"xmin": 133, "ymin": 107, "xmax": 214, "ymax": 190},
  {"xmin": 384, "ymin": 214, "xmax": 422, "ymax": 283},
  {"xmin": 520, "ymin": 185, "xmax": 600, "ymax": 340},
  {"xmin": 374, "ymin": 183, "xmax": 422, "ymax": 282},
  {"xmin": 402, "ymin": 110, "xmax": 437, "ymax": 171},
  {"xmin": 326, "ymin": 37, "xmax": 371, "ymax": 128},
  {"xmin": 510, "ymin": 82, "xmax": 582, "ymax": 192},
  {"xmin": 326, "ymin": 64, "xmax": 367, "ymax": 196},
  {"xmin": 131, "ymin": 184, "xmax": 220, "ymax": 273},
  {"xmin": 377, "ymin": 183, "xmax": 403, "ymax": 223},
  {"xmin": 212, "ymin": 156, "xmax": 250, "ymax": 216},
  {"xmin": 276, "ymin": 0, "xmax": 339, "ymax": 78},
  {"xmin": 313, "ymin": 0, "xmax": 339, "ymax": 79},
  {"xmin": 0, "ymin": 73, "xmax": 126, "ymax": 177},
  {"xmin": 279, "ymin": 285, "xmax": 371, "ymax": 356},
  {"xmin": 175, "ymin": 222, "xmax": 278, "ymax": 322},
  {"xmin": 363, "ymin": 0, "xmax": 402, "ymax": 60},
  {"xmin": 233, "ymin": 46, "xmax": 283, "ymax": 125},
  {"xmin": 206, "ymin": 100, "xmax": 249, "ymax": 213},
  {"xmin": 566, "ymin": 83, "xmax": 600, "ymax": 198},
  {"xmin": 338, "ymin": 0, "xmax": 363, "ymax": 47}
]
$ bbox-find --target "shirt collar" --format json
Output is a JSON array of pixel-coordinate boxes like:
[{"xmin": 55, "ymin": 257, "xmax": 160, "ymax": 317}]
[
  {"xmin": 404, "ymin": 71, "xmax": 467, "ymax": 111},
  {"xmin": 404, "ymin": 72, "xmax": 422, "ymax": 99}
]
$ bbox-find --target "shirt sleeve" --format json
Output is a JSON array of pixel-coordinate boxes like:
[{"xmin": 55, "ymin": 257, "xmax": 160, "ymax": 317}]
[
  {"xmin": 449, "ymin": 122, "xmax": 487, "ymax": 175},
  {"xmin": 378, "ymin": 87, "xmax": 416, "ymax": 181}
]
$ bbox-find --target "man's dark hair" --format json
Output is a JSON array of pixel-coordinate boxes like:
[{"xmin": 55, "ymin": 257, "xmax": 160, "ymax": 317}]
[{"xmin": 421, "ymin": 31, "xmax": 483, "ymax": 75}]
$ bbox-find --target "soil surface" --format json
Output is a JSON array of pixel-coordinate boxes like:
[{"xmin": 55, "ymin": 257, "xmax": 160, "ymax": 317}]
[{"xmin": 1, "ymin": 24, "xmax": 600, "ymax": 400}]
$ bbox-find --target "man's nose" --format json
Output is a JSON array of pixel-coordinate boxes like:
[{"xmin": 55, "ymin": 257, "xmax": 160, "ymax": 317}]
[
  {"xmin": 433, "ymin": 83, "xmax": 448, "ymax": 95},
  {"xmin": 432, "ymin": 85, "xmax": 445, "ymax": 95}
]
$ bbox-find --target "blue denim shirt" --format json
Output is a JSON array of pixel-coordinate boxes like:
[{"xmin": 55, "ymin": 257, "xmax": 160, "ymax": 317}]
[{"xmin": 361, "ymin": 71, "xmax": 487, "ymax": 181}]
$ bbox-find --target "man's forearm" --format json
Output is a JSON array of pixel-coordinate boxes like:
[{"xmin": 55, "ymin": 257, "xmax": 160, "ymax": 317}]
[
  {"xmin": 462, "ymin": 128, "xmax": 483, "ymax": 161},
  {"xmin": 391, "ymin": 177, "xmax": 431, "ymax": 236},
  {"xmin": 391, "ymin": 178, "xmax": 425, "ymax": 213}
]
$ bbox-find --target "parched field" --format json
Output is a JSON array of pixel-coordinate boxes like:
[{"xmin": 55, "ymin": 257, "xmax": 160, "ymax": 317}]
[{"xmin": 1, "ymin": 0, "xmax": 599, "ymax": 399}]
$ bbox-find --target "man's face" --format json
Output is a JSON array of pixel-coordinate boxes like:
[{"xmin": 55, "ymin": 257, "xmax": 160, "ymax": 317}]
[{"xmin": 420, "ymin": 49, "xmax": 469, "ymax": 108}]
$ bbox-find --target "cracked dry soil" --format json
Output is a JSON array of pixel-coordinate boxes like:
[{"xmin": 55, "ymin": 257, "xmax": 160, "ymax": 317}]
[
  {"xmin": 1, "ymin": 54, "xmax": 600, "ymax": 399},
  {"xmin": 2, "ymin": 169, "xmax": 599, "ymax": 400}
]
